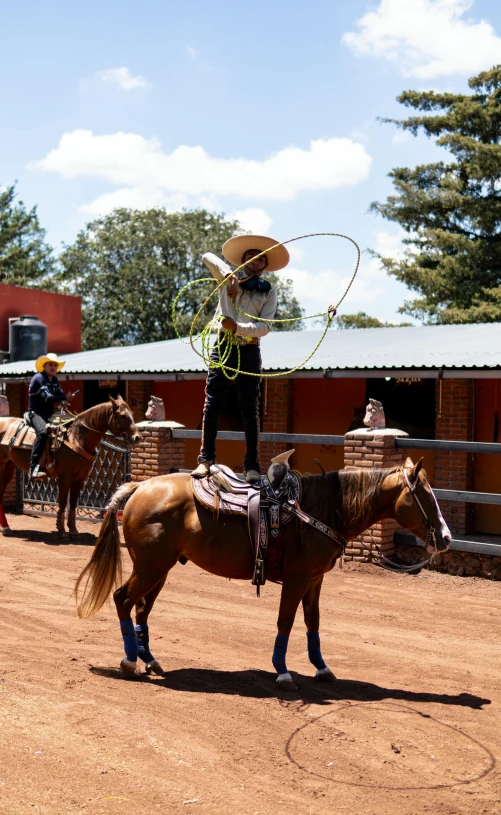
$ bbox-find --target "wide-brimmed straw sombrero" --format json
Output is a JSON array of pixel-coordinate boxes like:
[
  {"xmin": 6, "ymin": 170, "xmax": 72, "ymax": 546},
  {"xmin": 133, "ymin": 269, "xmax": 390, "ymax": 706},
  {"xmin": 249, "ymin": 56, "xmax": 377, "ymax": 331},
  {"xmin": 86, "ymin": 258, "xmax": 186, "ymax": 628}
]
[
  {"xmin": 35, "ymin": 352, "xmax": 66, "ymax": 373},
  {"xmin": 222, "ymin": 234, "xmax": 290, "ymax": 272}
]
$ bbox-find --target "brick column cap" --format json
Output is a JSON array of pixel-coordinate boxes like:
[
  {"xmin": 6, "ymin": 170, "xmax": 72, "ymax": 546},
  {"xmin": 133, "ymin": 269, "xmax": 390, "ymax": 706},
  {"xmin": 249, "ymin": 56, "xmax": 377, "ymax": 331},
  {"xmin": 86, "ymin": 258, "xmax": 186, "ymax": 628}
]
[
  {"xmin": 136, "ymin": 420, "xmax": 185, "ymax": 428},
  {"xmin": 345, "ymin": 428, "xmax": 409, "ymax": 439}
]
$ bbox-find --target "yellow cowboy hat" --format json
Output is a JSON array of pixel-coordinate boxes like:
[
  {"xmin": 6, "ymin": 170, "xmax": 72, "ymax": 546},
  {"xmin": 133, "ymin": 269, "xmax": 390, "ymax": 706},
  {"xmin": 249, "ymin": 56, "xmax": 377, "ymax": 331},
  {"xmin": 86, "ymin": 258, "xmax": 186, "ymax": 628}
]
[
  {"xmin": 222, "ymin": 234, "xmax": 290, "ymax": 273},
  {"xmin": 35, "ymin": 352, "xmax": 66, "ymax": 373}
]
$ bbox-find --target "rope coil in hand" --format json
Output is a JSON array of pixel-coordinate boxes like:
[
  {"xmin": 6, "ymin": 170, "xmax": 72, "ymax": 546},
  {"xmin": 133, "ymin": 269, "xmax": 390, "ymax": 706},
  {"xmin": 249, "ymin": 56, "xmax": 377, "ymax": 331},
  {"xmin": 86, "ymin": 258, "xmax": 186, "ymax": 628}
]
[{"xmin": 172, "ymin": 232, "xmax": 360, "ymax": 379}]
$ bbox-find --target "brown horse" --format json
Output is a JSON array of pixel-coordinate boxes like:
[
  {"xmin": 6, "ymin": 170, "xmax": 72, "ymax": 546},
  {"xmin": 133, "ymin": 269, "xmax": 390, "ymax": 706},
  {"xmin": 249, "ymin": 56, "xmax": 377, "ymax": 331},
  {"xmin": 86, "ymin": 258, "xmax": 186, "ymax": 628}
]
[
  {"xmin": 75, "ymin": 457, "xmax": 451, "ymax": 689},
  {"xmin": 0, "ymin": 396, "xmax": 141, "ymax": 538}
]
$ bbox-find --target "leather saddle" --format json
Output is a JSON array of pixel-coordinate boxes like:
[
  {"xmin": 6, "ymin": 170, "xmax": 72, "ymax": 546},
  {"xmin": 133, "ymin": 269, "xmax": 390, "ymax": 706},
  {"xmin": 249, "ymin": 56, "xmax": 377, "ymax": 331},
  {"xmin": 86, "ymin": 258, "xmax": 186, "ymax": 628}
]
[
  {"xmin": 1, "ymin": 411, "xmax": 76, "ymax": 474},
  {"xmin": 192, "ymin": 467, "xmax": 301, "ymax": 590},
  {"xmin": 1, "ymin": 415, "xmax": 36, "ymax": 449}
]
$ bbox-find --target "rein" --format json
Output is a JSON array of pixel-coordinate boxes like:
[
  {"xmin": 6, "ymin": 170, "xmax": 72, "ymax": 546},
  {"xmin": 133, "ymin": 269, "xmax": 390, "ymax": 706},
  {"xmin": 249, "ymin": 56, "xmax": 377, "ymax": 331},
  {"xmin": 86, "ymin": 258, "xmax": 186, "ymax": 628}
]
[
  {"xmin": 291, "ymin": 467, "xmax": 436, "ymax": 574},
  {"xmin": 69, "ymin": 407, "xmax": 132, "ymax": 448}
]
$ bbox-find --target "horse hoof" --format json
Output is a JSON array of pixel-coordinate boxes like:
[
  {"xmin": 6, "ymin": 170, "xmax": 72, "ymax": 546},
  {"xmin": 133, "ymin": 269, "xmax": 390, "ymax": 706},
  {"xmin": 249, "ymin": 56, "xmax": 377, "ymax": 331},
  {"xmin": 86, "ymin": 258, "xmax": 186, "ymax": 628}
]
[
  {"xmin": 315, "ymin": 667, "xmax": 336, "ymax": 682},
  {"xmin": 145, "ymin": 660, "xmax": 165, "ymax": 676},
  {"xmin": 1, "ymin": 527, "xmax": 13, "ymax": 537},
  {"xmin": 120, "ymin": 658, "xmax": 138, "ymax": 678},
  {"xmin": 276, "ymin": 672, "xmax": 297, "ymax": 691},
  {"xmin": 68, "ymin": 531, "xmax": 79, "ymax": 539},
  {"xmin": 58, "ymin": 531, "xmax": 68, "ymax": 539}
]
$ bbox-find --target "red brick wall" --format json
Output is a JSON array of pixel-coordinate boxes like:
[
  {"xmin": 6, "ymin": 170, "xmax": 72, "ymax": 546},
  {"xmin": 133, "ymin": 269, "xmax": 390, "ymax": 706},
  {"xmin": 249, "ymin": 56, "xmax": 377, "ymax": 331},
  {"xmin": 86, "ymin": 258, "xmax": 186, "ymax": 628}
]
[
  {"xmin": 5, "ymin": 382, "xmax": 24, "ymax": 417},
  {"xmin": 435, "ymin": 379, "xmax": 474, "ymax": 535},
  {"xmin": 343, "ymin": 430, "xmax": 408, "ymax": 561},
  {"xmin": 126, "ymin": 380, "xmax": 152, "ymax": 423},
  {"xmin": 130, "ymin": 426, "xmax": 185, "ymax": 481},
  {"xmin": 261, "ymin": 378, "xmax": 293, "ymax": 468}
]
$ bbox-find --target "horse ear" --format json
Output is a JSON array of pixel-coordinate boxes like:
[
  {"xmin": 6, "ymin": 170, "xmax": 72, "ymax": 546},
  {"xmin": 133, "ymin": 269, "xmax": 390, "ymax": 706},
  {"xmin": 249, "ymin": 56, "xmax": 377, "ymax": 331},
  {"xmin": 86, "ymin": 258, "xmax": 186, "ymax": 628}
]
[
  {"xmin": 116, "ymin": 394, "xmax": 124, "ymax": 402},
  {"xmin": 407, "ymin": 457, "xmax": 424, "ymax": 483},
  {"xmin": 414, "ymin": 457, "xmax": 424, "ymax": 478},
  {"xmin": 109, "ymin": 395, "xmax": 117, "ymax": 405}
]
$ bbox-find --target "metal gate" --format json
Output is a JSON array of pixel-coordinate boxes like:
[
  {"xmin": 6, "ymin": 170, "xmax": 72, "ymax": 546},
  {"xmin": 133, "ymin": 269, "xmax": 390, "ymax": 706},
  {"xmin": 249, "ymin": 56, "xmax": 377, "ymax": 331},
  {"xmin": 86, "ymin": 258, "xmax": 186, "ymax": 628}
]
[{"xmin": 20, "ymin": 433, "xmax": 130, "ymax": 519}]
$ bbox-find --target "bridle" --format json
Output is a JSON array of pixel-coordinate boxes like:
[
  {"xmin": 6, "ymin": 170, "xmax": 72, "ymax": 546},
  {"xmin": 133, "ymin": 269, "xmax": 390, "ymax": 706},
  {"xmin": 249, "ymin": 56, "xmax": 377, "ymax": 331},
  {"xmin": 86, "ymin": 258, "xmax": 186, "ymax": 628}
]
[
  {"xmin": 402, "ymin": 466, "xmax": 437, "ymax": 549},
  {"xmin": 67, "ymin": 404, "xmax": 135, "ymax": 447},
  {"xmin": 108, "ymin": 404, "xmax": 134, "ymax": 442}
]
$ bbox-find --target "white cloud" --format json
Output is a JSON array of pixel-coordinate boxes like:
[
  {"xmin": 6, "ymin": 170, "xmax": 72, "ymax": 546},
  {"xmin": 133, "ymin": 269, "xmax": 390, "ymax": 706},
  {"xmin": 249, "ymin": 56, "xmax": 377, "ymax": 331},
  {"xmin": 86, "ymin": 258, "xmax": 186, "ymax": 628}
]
[
  {"xmin": 186, "ymin": 46, "xmax": 198, "ymax": 60},
  {"xmin": 342, "ymin": 0, "xmax": 501, "ymax": 78},
  {"xmin": 30, "ymin": 130, "xmax": 372, "ymax": 212},
  {"xmin": 373, "ymin": 230, "xmax": 405, "ymax": 258},
  {"xmin": 96, "ymin": 67, "xmax": 147, "ymax": 90},
  {"xmin": 288, "ymin": 244, "xmax": 304, "ymax": 263},
  {"xmin": 392, "ymin": 130, "xmax": 413, "ymax": 146},
  {"xmin": 231, "ymin": 208, "xmax": 273, "ymax": 234},
  {"xmin": 79, "ymin": 188, "xmax": 188, "ymax": 217},
  {"xmin": 287, "ymin": 231, "xmax": 406, "ymax": 320}
]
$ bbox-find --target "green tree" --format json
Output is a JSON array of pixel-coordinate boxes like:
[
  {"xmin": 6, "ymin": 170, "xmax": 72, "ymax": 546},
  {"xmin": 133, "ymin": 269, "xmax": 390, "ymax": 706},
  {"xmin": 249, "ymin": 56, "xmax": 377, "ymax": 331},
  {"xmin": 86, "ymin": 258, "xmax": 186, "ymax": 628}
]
[
  {"xmin": 0, "ymin": 183, "xmax": 55, "ymax": 287},
  {"xmin": 58, "ymin": 208, "xmax": 304, "ymax": 350},
  {"xmin": 335, "ymin": 311, "xmax": 411, "ymax": 329},
  {"xmin": 372, "ymin": 65, "xmax": 501, "ymax": 323}
]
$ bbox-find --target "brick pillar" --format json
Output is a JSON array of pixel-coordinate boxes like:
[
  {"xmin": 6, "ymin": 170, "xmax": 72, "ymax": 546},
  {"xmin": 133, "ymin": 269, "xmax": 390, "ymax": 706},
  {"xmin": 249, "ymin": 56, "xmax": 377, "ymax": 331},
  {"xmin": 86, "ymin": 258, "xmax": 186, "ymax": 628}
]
[
  {"xmin": 435, "ymin": 379, "xmax": 474, "ymax": 535},
  {"xmin": 130, "ymin": 422, "xmax": 185, "ymax": 481},
  {"xmin": 126, "ymin": 380, "xmax": 152, "ymax": 423},
  {"xmin": 6, "ymin": 382, "xmax": 23, "ymax": 417},
  {"xmin": 343, "ymin": 428, "xmax": 408, "ymax": 562},
  {"xmin": 261, "ymin": 378, "xmax": 293, "ymax": 466}
]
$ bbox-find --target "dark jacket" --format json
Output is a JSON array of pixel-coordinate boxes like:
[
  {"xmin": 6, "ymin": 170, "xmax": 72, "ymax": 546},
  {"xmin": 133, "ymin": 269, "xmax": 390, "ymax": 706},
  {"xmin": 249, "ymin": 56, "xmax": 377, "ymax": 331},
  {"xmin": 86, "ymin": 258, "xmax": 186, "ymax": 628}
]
[{"xmin": 28, "ymin": 372, "xmax": 67, "ymax": 421}]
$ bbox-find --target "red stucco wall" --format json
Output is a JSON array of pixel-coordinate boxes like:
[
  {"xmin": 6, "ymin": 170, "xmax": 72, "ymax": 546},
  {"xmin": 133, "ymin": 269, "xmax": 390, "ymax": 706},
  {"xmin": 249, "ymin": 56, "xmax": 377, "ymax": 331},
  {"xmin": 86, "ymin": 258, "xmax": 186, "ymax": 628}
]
[
  {"xmin": 0, "ymin": 284, "xmax": 81, "ymax": 354},
  {"xmin": 474, "ymin": 379, "xmax": 501, "ymax": 534}
]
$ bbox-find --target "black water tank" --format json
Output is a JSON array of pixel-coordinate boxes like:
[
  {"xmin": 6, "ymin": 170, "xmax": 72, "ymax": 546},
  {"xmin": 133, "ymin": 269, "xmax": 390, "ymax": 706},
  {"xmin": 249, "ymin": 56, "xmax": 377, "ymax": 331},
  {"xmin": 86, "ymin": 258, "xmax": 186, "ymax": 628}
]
[{"xmin": 9, "ymin": 315, "xmax": 48, "ymax": 362}]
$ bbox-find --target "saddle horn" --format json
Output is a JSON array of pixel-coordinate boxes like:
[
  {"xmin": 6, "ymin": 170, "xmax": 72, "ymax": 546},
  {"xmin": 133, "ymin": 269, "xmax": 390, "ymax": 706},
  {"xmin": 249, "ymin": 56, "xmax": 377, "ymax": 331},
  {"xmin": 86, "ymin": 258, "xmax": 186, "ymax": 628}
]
[{"xmin": 267, "ymin": 449, "xmax": 295, "ymax": 490}]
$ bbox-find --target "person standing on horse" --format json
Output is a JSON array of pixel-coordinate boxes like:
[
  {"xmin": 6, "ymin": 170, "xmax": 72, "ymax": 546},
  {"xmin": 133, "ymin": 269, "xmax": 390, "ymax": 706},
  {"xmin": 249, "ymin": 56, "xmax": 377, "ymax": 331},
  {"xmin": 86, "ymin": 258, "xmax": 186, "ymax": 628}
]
[
  {"xmin": 28, "ymin": 353, "xmax": 76, "ymax": 478},
  {"xmin": 191, "ymin": 234, "xmax": 290, "ymax": 484}
]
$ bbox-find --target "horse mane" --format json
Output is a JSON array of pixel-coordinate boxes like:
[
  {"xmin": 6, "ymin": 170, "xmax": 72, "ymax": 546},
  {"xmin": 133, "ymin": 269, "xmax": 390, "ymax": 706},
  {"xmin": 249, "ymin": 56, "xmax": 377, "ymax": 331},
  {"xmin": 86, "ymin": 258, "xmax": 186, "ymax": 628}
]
[
  {"xmin": 70, "ymin": 402, "xmax": 112, "ymax": 447},
  {"xmin": 300, "ymin": 467, "xmax": 400, "ymax": 534}
]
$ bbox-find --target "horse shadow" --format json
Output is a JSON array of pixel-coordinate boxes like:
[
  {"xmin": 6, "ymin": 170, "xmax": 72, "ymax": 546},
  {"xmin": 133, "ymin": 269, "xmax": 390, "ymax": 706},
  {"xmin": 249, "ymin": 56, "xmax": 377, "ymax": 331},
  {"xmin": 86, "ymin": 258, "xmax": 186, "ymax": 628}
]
[
  {"xmin": 3, "ymin": 528, "xmax": 96, "ymax": 546},
  {"xmin": 89, "ymin": 666, "xmax": 490, "ymax": 710}
]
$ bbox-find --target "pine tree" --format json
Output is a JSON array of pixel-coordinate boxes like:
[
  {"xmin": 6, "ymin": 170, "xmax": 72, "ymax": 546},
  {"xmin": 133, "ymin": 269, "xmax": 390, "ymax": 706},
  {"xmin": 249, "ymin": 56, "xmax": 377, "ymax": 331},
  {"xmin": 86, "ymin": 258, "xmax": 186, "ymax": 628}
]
[
  {"xmin": 0, "ymin": 183, "xmax": 55, "ymax": 287},
  {"xmin": 372, "ymin": 65, "xmax": 501, "ymax": 323},
  {"xmin": 58, "ymin": 208, "xmax": 304, "ymax": 350}
]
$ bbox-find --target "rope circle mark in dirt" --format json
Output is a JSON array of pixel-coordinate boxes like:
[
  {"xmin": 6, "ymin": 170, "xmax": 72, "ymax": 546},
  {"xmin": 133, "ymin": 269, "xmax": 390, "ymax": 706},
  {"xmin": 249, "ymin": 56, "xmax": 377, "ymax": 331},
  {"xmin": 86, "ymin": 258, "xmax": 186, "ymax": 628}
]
[{"xmin": 172, "ymin": 232, "xmax": 361, "ymax": 380}]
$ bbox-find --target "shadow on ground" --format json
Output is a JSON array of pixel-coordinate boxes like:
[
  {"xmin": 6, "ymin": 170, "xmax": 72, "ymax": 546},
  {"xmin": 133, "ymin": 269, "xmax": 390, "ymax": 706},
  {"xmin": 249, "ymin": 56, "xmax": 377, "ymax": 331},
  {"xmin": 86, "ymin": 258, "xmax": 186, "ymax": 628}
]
[
  {"xmin": 89, "ymin": 666, "xmax": 490, "ymax": 709},
  {"xmin": 2, "ymin": 528, "xmax": 96, "ymax": 546}
]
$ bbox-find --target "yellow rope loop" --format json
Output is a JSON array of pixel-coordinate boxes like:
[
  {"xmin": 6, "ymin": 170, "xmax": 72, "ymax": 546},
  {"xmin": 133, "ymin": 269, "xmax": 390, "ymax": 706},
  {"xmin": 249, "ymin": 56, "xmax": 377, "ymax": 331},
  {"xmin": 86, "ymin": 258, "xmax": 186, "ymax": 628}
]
[{"xmin": 172, "ymin": 232, "xmax": 360, "ymax": 380}]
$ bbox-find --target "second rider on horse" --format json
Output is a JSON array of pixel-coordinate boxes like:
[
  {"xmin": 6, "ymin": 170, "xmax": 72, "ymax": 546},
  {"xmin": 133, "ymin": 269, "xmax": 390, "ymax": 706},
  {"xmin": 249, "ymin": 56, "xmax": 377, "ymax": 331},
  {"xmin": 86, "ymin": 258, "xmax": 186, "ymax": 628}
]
[
  {"xmin": 28, "ymin": 353, "xmax": 76, "ymax": 478},
  {"xmin": 191, "ymin": 234, "xmax": 290, "ymax": 484}
]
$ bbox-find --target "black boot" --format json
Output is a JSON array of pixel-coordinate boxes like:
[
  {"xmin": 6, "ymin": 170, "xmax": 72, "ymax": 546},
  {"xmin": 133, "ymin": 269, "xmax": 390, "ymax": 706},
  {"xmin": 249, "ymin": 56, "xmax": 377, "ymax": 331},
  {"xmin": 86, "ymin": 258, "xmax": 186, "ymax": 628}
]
[{"xmin": 29, "ymin": 434, "xmax": 47, "ymax": 478}]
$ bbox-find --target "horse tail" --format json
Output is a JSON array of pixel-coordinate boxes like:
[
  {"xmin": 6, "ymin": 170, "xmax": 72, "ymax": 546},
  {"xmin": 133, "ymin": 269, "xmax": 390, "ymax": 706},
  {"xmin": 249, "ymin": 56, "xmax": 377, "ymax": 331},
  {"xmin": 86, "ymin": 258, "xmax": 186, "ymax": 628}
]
[{"xmin": 74, "ymin": 481, "xmax": 140, "ymax": 619}]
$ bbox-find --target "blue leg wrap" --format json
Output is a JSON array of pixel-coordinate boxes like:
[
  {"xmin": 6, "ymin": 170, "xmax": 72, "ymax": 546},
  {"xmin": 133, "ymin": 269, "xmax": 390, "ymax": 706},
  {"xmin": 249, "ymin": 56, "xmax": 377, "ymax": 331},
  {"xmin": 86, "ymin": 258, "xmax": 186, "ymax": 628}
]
[
  {"xmin": 272, "ymin": 633, "xmax": 289, "ymax": 675},
  {"xmin": 135, "ymin": 623, "xmax": 154, "ymax": 663},
  {"xmin": 120, "ymin": 619, "xmax": 138, "ymax": 662},
  {"xmin": 307, "ymin": 631, "xmax": 327, "ymax": 670}
]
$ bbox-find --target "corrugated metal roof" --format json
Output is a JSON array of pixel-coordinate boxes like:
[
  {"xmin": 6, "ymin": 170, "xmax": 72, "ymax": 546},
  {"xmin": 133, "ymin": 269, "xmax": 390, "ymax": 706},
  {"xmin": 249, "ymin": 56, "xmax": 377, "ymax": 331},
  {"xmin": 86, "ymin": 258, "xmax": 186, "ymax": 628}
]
[{"xmin": 1, "ymin": 324, "xmax": 501, "ymax": 378}]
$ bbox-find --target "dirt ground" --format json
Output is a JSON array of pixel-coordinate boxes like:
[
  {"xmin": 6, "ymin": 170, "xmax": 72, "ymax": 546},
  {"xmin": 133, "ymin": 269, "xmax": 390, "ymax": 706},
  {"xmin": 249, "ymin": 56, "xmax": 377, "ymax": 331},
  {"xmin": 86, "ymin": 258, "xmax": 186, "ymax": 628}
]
[{"xmin": 1, "ymin": 512, "xmax": 500, "ymax": 815}]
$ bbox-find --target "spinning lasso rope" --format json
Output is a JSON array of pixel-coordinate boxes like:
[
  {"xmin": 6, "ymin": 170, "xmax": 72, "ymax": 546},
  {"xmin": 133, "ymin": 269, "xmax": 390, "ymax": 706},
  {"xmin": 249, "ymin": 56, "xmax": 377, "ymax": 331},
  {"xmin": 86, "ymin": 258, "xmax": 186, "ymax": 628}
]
[{"xmin": 172, "ymin": 232, "xmax": 361, "ymax": 379}]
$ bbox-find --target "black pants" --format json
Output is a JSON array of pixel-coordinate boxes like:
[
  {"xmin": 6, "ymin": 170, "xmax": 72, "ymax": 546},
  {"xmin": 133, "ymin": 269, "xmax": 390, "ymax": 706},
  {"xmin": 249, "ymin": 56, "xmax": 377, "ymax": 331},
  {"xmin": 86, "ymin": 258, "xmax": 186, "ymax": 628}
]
[
  {"xmin": 198, "ymin": 342, "xmax": 261, "ymax": 473},
  {"xmin": 29, "ymin": 413, "xmax": 47, "ymax": 469}
]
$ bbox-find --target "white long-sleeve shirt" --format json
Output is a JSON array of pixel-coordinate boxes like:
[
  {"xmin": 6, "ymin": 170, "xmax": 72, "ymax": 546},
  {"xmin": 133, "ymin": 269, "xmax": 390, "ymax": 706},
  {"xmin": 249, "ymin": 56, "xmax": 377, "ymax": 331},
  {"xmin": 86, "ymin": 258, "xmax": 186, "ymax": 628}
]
[{"xmin": 202, "ymin": 252, "xmax": 278, "ymax": 339}]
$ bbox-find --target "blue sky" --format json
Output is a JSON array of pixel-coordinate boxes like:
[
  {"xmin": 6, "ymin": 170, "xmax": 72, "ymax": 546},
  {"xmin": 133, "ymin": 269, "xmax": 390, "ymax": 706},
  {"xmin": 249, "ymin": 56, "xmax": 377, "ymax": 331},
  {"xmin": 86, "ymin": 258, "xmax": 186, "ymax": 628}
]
[{"xmin": 2, "ymin": 0, "xmax": 501, "ymax": 323}]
